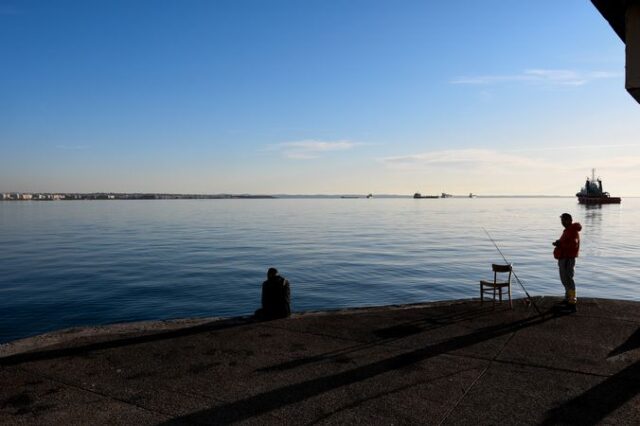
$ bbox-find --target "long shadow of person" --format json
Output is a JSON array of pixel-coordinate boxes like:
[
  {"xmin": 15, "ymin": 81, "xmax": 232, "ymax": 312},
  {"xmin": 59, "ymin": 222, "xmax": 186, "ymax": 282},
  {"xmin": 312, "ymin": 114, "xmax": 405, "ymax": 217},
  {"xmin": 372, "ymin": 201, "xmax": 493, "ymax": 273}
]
[
  {"xmin": 162, "ymin": 308, "xmax": 562, "ymax": 425},
  {"xmin": 542, "ymin": 327, "xmax": 640, "ymax": 425}
]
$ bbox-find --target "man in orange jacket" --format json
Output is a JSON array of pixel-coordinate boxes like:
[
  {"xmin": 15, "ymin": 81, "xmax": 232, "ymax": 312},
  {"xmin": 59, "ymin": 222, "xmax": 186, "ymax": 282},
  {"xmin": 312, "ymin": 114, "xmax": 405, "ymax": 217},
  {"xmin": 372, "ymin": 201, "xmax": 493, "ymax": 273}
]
[{"xmin": 553, "ymin": 213, "xmax": 582, "ymax": 312}]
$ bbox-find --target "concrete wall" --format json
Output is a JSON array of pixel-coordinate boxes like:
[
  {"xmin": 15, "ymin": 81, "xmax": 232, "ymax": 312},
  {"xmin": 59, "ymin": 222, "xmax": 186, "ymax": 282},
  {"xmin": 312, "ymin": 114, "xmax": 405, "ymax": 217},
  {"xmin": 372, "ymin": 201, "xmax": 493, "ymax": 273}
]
[{"xmin": 627, "ymin": 3, "xmax": 640, "ymax": 103}]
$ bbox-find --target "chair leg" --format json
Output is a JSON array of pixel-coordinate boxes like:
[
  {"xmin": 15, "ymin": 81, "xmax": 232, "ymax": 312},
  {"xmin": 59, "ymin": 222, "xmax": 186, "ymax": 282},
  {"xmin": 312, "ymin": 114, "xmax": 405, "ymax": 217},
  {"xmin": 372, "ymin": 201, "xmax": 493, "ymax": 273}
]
[
  {"xmin": 493, "ymin": 287, "xmax": 496, "ymax": 309},
  {"xmin": 499, "ymin": 288, "xmax": 503, "ymax": 303},
  {"xmin": 508, "ymin": 285, "xmax": 512, "ymax": 309},
  {"xmin": 480, "ymin": 283, "xmax": 483, "ymax": 305}
]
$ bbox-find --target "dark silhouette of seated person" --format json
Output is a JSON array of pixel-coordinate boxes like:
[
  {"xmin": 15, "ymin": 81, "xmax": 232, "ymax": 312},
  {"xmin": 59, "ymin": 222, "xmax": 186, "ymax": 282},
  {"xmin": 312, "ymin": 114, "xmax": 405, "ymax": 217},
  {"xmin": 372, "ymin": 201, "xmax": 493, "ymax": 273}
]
[{"xmin": 254, "ymin": 268, "xmax": 291, "ymax": 320}]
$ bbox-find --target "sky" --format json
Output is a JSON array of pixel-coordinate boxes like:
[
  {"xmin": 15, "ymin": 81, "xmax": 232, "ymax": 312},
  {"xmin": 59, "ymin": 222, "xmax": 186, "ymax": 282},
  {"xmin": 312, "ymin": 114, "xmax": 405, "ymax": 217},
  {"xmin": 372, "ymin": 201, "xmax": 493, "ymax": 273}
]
[{"xmin": 1, "ymin": 0, "xmax": 639, "ymax": 195}]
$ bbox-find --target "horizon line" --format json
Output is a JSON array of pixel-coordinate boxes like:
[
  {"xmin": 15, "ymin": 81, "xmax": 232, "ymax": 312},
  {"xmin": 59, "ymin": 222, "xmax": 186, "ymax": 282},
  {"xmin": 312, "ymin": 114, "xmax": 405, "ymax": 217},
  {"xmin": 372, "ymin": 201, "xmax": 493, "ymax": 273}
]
[{"xmin": 2, "ymin": 191, "xmax": 626, "ymax": 199}]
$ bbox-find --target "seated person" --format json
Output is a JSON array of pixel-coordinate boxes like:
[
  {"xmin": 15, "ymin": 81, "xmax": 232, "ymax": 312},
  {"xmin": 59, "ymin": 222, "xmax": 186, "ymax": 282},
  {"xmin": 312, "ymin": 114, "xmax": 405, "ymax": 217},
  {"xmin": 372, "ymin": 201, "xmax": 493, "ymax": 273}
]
[{"xmin": 254, "ymin": 267, "xmax": 291, "ymax": 320}]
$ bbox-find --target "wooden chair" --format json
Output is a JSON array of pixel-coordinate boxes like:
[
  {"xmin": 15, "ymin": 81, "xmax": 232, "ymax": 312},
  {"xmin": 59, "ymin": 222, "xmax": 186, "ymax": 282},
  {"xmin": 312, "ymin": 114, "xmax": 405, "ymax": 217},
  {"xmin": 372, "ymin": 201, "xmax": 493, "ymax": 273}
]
[{"xmin": 480, "ymin": 264, "xmax": 513, "ymax": 309}]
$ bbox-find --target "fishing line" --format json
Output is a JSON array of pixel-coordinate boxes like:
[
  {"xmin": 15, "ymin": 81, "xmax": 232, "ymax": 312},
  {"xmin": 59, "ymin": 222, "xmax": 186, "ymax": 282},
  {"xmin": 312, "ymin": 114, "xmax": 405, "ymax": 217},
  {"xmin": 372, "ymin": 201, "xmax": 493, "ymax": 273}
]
[{"xmin": 482, "ymin": 227, "xmax": 542, "ymax": 314}]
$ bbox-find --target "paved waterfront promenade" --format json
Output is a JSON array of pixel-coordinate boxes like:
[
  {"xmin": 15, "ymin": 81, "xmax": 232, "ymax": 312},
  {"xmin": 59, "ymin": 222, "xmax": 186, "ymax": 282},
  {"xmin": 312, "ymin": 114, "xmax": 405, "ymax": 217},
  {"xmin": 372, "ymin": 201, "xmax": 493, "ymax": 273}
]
[{"xmin": 1, "ymin": 297, "xmax": 639, "ymax": 425}]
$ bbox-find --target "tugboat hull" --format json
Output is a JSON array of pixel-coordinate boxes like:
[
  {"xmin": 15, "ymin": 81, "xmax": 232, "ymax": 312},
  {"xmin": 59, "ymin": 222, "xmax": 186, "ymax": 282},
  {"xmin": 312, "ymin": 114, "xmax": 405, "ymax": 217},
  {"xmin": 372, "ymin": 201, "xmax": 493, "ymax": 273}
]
[{"xmin": 577, "ymin": 196, "xmax": 621, "ymax": 204}]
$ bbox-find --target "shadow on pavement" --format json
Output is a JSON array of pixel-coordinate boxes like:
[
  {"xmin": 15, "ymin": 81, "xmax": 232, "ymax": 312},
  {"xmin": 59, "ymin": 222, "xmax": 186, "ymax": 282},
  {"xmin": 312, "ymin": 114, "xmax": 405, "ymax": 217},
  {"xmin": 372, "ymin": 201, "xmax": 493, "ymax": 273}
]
[
  {"xmin": 163, "ymin": 308, "xmax": 563, "ymax": 425},
  {"xmin": 257, "ymin": 304, "xmax": 498, "ymax": 374},
  {"xmin": 0, "ymin": 317, "xmax": 252, "ymax": 366},
  {"xmin": 542, "ymin": 326, "xmax": 640, "ymax": 425}
]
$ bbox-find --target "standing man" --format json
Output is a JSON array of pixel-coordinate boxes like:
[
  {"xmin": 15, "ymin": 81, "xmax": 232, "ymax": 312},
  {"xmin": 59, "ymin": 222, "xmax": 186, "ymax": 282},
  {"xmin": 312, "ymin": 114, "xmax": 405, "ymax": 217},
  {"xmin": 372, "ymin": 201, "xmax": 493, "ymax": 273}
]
[{"xmin": 553, "ymin": 213, "xmax": 582, "ymax": 312}]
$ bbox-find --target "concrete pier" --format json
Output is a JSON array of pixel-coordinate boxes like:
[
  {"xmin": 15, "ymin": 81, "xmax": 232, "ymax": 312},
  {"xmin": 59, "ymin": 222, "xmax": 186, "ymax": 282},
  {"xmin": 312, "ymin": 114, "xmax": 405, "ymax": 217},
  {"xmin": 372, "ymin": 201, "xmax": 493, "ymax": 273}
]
[{"xmin": 1, "ymin": 297, "xmax": 639, "ymax": 424}]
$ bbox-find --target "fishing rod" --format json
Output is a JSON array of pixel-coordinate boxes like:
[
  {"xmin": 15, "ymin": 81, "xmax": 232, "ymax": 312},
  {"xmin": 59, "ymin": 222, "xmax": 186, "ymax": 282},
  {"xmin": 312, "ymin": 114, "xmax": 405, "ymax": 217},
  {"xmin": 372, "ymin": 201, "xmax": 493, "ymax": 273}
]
[{"xmin": 482, "ymin": 227, "xmax": 542, "ymax": 314}]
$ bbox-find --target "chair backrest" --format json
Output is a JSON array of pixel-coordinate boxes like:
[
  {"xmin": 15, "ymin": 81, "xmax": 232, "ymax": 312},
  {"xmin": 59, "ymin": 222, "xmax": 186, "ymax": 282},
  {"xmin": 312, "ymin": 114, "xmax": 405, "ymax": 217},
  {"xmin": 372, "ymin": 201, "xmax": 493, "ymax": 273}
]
[
  {"xmin": 492, "ymin": 264, "xmax": 512, "ymax": 273},
  {"xmin": 492, "ymin": 263, "xmax": 512, "ymax": 283}
]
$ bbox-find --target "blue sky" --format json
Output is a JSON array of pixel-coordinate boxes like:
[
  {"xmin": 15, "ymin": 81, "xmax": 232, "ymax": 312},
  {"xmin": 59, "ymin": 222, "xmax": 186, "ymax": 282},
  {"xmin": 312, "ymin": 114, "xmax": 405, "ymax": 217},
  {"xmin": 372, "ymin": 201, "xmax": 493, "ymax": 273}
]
[{"xmin": 1, "ymin": 0, "xmax": 638, "ymax": 195}]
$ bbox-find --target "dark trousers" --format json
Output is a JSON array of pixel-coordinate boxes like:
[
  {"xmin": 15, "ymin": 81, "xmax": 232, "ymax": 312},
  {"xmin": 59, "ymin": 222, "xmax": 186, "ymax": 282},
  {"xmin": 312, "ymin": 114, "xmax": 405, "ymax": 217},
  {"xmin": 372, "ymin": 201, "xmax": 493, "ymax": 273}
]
[{"xmin": 558, "ymin": 258, "xmax": 576, "ymax": 303}]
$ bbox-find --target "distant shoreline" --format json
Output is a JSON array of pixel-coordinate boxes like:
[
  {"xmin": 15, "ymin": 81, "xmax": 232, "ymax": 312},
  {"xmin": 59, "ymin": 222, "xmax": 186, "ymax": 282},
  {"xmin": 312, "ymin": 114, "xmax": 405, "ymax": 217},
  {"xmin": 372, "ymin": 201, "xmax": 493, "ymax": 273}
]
[
  {"xmin": 0, "ymin": 192, "xmax": 574, "ymax": 201},
  {"xmin": 0, "ymin": 193, "xmax": 276, "ymax": 201},
  {"xmin": 0, "ymin": 192, "xmax": 604, "ymax": 201},
  {"xmin": 0, "ymin": 193, "xmax": 597, "ymax": 201}
]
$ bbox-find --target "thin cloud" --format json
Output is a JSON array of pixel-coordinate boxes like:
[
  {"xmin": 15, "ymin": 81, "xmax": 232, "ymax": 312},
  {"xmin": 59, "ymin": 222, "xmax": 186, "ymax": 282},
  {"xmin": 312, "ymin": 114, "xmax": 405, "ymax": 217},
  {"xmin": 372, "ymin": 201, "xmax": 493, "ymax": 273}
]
[
  {"xmin": 376, "ymin": 148, "xmax": 640, "ymax": 195},
  {"xmin": 380, "ymin": 148, "xmax": 552, "ymax": 171},
  {"xmin": 380, "ymin": 147, "xmax": 640, "ymax": 178},
  {"xmin": 506, "ymin": 143, "xmax": 640, "ymax": 153},
  {"xmin": 269, "ymin": 139, "xmax": 363, "ymax": 160},
  {"xmin": 574, "ymin": 156, "xmax": 640, "ymax": 171},
  {"xmin": 451, "ymin": 69, "xmax": 622, "ymax": 86}
]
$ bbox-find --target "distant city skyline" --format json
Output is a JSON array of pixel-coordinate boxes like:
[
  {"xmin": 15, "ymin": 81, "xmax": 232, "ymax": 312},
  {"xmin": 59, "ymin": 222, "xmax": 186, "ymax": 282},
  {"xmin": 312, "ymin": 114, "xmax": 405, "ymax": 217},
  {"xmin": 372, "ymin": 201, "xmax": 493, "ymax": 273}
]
[{"xmin": 2, "ymin": 1, "xmax": 639, "ymax": 196}]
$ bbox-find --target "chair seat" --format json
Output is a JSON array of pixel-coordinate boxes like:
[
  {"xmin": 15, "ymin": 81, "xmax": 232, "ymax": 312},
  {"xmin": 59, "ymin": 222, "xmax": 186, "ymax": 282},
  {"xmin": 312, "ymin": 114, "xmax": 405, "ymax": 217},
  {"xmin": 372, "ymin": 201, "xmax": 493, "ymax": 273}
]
[{"xmin": 480, "ymin": 280, "xmax": 510, "ymax": 287}]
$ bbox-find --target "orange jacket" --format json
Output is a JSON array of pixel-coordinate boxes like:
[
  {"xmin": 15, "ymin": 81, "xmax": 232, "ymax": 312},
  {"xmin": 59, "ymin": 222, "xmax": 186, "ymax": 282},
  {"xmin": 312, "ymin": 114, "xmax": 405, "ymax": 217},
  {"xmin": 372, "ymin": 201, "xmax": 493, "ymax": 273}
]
[{"xmin": 553, "ymin": 223, "xmax": 582, "ymax": 259}]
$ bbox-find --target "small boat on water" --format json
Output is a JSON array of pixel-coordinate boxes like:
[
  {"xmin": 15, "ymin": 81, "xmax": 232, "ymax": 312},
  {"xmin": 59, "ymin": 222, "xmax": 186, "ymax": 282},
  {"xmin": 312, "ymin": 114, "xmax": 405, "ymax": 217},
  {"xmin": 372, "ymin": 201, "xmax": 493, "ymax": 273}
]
[
  {"xmin": 441, "ymin": 193, "xmax": 453, "ymax": 198},
  {"xmin": 576, "ymin": 169, "xmax": 621, "ymax": 204},
  {"xmin": 413, "ymin": 192, "xmax": 439, "ymax": 199},
  {"xmin": 469, "ymin": 193, "xmax": 476, "ymax": 198},
  {"xmin": 341, "ymin": 193, "xmax": 373, "ymax": 199}
]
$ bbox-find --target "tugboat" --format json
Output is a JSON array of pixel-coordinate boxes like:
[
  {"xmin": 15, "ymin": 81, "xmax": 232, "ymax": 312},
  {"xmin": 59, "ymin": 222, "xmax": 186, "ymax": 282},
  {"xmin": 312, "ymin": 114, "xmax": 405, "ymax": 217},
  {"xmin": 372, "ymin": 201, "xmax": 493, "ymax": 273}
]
[
  {"xmin": 576, "ymin": 169, "xmax": 621, "ymax": 204},
  {"xmin": 413, "ymin": 192, "xmax": 439, "ymax": 199}
]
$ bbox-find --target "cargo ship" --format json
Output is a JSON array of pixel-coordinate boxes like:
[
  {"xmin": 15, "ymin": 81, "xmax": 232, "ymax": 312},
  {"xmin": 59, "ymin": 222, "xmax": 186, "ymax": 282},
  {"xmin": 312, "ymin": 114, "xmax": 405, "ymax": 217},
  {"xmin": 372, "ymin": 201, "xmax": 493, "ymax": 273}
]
[
  {"xmin": 576, "ymin": 169, "xmax": 621, "ymax": 204},
  {"xmin": 413, "ymin": 192, "xmax": 439, "ymax": 199}
]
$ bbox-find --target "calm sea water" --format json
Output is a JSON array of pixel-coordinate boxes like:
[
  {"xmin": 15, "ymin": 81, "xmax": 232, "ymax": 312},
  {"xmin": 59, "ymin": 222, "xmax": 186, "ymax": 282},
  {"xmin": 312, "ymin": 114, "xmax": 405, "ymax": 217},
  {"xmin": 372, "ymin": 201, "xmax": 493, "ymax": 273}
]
[{"xmin": 1, "ymin": 198, "xmax": 638, "ymax": 343}]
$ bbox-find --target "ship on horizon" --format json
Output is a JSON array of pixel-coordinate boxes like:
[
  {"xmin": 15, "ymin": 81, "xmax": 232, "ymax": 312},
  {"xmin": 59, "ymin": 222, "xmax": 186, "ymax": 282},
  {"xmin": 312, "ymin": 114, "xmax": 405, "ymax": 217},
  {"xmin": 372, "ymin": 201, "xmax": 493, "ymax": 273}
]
[
  {"xmin": 576, "ymin": 169, "xmax": 621, "ymax": 204},
  {"xmin": 413, "ymin": 192, "xmax": 439, "ymax": 199}
]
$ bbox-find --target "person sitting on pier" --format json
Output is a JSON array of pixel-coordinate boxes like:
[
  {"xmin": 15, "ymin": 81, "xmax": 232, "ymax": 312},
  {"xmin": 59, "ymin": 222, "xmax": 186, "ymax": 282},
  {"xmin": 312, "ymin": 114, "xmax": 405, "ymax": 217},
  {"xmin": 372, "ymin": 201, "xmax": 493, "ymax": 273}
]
[{"xmin": 254, "ymin": 267, "xmax": 291, "ymax": 320}]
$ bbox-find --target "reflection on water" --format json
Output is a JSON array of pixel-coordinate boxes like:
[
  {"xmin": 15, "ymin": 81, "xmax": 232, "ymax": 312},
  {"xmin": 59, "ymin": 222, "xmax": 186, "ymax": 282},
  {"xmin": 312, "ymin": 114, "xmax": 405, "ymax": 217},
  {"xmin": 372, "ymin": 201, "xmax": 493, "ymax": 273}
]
[
  {"xmin": 582, "ymin": 203, "xmax": 603, "ymax": 212},
  {"xmin": 0, "ymin": 198, "xmax": 638, "ymax": 343},
  {"xmin": 580, "ymin": 203, "xmax": 604, "ymax": 243}
]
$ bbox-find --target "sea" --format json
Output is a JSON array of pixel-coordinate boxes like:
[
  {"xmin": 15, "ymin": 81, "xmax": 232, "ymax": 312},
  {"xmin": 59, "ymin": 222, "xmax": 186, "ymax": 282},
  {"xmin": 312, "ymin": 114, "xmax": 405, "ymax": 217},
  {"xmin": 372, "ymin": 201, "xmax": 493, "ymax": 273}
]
[{"xmin": 1, "ymin": 197, "xmax": 638, "ymax": 344}]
